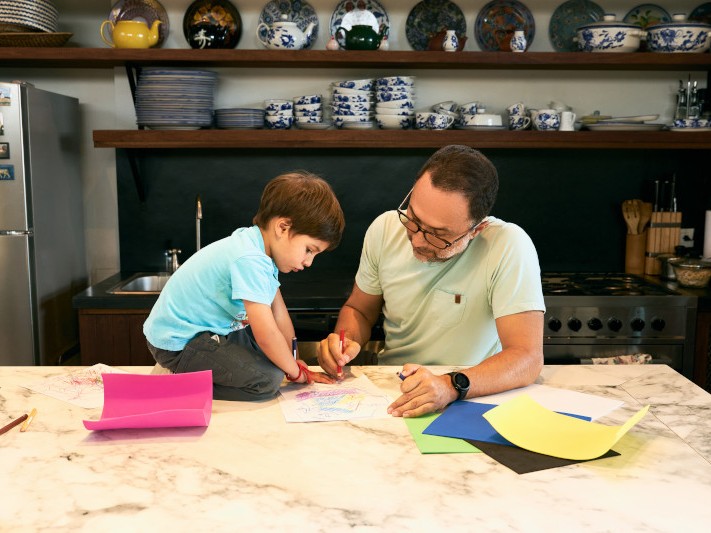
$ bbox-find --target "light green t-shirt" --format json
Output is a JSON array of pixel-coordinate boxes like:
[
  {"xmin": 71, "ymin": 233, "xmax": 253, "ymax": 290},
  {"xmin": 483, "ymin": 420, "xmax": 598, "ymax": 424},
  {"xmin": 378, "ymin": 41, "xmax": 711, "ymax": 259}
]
[{"xmin": 355, "ymin": 211, "xmax": 545, "ymax": 366}]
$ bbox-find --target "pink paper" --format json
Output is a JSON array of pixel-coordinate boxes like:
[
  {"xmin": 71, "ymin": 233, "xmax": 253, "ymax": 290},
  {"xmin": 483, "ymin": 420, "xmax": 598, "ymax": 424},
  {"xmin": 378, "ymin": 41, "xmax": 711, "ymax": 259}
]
[{"xmin": 83, "ymin": 370, "xmax": 213, "ymax": 430}]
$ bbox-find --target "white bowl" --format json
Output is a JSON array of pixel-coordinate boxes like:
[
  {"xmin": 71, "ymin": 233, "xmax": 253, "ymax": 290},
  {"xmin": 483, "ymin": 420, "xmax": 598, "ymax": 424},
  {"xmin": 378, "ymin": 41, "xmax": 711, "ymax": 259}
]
[
  {"xmin": 331, "ymin": 93, "xmax": 372, "ymax": 103},
  {"xmin": 575, "ymin": 15, "xmax": 645, "ymax": 53},
  {"xmin": 375, "ymin": 106, "xmax": 414, "ymax": 116},
  {"xmin": 376, "ymin": 76, "xmax": 416, "ymax": 87},
  {"xmin": 331, "ymin": 87, "xmax": 372, "ymax": 96},
  {"xmin": 376, "ymin": 92, "xmax": 413, "ymax": 102},
  {"xmin": 293, "ymin": 94, "xmax": 322, "ymax": 105},
  {"xmin": 332, "ymin": 79, "xmax": 374, "ymax": 91},
  {"xmin": 376, "ymin": 115, "xmax": 413, "ymax": 130},
  {"xmin": 646, "ymin": 15, "xmax": 711, "ymax": 53},
  {"xmin": 293, "ymin": 103, "xmax": 322, "ymax": 112},
  {"xmin": 376, "ymin": 99, "xmax": 415, "ymax": 109}
]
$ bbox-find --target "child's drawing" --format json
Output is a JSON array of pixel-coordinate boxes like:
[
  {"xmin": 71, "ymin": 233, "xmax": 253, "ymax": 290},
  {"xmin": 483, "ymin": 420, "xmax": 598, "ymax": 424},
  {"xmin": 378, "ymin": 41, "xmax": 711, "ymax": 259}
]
[{"xmin": 26, "ymin": 364, "xmax": 126, "ymax": 409}]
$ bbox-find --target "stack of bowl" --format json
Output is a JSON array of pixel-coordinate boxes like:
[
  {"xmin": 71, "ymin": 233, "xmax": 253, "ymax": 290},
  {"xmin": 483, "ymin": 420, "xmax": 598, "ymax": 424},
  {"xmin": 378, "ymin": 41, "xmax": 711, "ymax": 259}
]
[
  {"xmin": 330, "ymin": 79, "xmax": 374, "ymax": 129},
  {"xmin": 264, "ymin": 99, "xmax": 293, "ymax": 129},
  {"xmin": 0, "ymin": 0, "xmax": 58, "ymax": 33},
  {"xmin": 293, "ymin": 94, "xmax": 325, "ymax": 128},
  {"xmin": 375, "ymin": 76, "xmax": 415, "ymax": 130}
]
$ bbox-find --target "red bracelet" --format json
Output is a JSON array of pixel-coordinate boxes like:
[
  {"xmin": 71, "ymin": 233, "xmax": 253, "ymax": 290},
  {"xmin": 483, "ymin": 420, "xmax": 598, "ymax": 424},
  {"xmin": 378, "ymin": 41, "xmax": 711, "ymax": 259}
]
[{"xmin": 286, "ymin": 360, "xmax": 312, "ymax": 383}]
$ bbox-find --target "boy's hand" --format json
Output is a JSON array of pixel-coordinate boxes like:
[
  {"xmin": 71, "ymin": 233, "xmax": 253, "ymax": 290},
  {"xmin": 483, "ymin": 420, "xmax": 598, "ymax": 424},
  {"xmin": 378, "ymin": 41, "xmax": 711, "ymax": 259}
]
[
  {"xmin": 317, "ymin": 332, "xmax": 361, "ymax": 377},
  {"xmin": 288, "ymin": 360, "xmax": 336, "ymax": 385}
]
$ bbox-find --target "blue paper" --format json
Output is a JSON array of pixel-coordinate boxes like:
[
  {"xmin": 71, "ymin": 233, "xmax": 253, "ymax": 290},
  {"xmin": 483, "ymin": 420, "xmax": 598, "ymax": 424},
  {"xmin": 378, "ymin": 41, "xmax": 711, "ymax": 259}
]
[{"xmin": 423, "ymin": 401, "xmax": 590, "ymax": 446}]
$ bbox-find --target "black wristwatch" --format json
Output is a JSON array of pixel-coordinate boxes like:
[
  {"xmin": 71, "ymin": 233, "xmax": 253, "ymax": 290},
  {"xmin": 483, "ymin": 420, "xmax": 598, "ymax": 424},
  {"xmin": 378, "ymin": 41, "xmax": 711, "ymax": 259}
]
[{"xmin": 447, "ymin": 372, "xmax": 470, "ymax": 402}]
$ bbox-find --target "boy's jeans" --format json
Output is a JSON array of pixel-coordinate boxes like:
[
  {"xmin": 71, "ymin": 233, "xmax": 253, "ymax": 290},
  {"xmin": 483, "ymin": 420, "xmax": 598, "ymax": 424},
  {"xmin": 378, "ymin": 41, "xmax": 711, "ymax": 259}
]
[{"xmin": 147, "ymin": 329, "xmax": 284, "ymax": 401}]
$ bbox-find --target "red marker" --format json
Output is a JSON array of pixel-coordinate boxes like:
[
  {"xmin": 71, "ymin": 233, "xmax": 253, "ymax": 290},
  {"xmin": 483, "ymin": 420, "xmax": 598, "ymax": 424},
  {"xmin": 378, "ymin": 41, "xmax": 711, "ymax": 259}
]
[{"xmin": 337, "ymin": 329, "xmax": 345, "ymax": 378}]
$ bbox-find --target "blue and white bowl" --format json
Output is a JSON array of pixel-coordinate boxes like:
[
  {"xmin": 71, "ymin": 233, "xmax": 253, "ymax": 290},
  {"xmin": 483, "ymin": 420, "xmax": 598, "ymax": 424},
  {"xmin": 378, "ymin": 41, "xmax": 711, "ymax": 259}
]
[
  {"xmin": 332, "ymin": 114, "xmax": 372, "ymax": 128},
  {"xmin": 376, "ymin": 115, "xmax": 413, "ymax": 129},
  {"xmin": 375, "ymin": 106, "xmax": 414, "ymax": 116},
  {"xmin": 264, "ymin": 99, "xmax": 293, "ymax": 115},
  {"xmin": 673, "ymin": 118, "xmax": 709, "ymax": 128},
  {"xmin": 333, "ymin": 79, "xmax": 374, "ymax": 91},
  {"xmin": 265, "ymin": 114, "xmax": 294, "ymax": 129},
  {"xmin": 646, "ymin": 15, "xmax": 711, "ymax": 53},
  {"xmin": 376, "ymin": 91, "xmax": 412, "ymax": 102},
  {"xmin": 376, "ymin": 76, "xmax": 415, "ymax": 87},
  {"xmin": 575, "ymin": 15, "xmax": 645, "ymax": 53},
  {"xmin": 293, "ymin": 94, "xmax": 322, "ymax": 105},
  {"xmin": 332, "ymin": 93, "xmax": 371, "ymax": 104},
  {"xmin": 376, "ymin": 99, "xmax": 415, "ymax": 110}
]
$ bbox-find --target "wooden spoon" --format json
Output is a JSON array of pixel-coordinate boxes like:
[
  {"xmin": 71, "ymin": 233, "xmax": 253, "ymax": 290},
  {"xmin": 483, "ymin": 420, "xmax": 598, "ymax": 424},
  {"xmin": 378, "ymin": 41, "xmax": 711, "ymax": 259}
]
[{"xmin": 622, "ymin": 200, "xmax": 640, "ymax": 234}]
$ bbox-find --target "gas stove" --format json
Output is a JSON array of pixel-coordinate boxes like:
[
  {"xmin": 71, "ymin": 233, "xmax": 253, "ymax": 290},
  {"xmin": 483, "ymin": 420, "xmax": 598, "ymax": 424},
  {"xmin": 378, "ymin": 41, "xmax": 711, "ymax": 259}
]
[{"xmin": 542, "ymin": 273, "xmax": 696, "ymax": 378}]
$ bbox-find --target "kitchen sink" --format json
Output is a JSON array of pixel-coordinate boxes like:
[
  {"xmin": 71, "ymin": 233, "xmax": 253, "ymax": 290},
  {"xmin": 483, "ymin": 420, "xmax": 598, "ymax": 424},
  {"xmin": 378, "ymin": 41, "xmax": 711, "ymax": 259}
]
[{"xmin": 108, "ymin": 273, "xmax": 171, "ymax": 295}]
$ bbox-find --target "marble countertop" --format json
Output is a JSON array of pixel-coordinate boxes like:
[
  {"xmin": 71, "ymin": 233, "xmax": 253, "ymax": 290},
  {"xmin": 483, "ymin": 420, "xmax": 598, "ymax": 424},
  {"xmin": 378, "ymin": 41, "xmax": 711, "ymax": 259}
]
[{"xmin": 2, "ymin": 364, "xmax": 711, "ymax": 532}]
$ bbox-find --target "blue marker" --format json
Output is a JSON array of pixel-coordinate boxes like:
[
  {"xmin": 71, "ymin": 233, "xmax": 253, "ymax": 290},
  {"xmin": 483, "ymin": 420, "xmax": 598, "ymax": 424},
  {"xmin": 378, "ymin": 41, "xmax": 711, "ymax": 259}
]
[
  {"xmin": 292, "ymin": 337, "xmax": 297, "ymax": 360},
  {"xmin": 397, "ymin": 371, "xmax": 405, "ymax": 381}
]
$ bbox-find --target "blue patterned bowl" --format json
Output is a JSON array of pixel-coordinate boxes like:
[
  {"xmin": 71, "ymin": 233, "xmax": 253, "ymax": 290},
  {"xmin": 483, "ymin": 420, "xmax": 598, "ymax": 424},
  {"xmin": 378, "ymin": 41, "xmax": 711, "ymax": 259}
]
[
  {"xmin": 575, "ymin": 15, "xmax": 645, "ymax": 52},
  {"xmin": 646, "ymin": 17, "xmax": 711, "ymax": 52}
]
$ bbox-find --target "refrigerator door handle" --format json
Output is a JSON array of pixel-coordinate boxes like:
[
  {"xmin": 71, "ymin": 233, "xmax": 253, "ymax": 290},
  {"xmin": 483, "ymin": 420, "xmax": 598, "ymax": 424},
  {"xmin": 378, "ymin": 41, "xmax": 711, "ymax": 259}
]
[{"xmin": 0, "ymin": 230, "xmax": 33, "ymax": 236}]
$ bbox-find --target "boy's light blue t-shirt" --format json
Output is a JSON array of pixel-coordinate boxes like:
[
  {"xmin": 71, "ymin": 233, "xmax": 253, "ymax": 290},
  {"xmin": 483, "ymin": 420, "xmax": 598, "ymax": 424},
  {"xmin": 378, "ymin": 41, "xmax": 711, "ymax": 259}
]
[{"xmin": 144, "ymin": 226, "xmax": 280, "ymax": 352}]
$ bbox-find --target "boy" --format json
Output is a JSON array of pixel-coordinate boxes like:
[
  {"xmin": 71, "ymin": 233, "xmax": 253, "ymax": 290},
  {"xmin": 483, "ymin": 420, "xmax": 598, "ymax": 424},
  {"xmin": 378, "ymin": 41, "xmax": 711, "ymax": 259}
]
[{"xmin": 144, "ymin": 171, "xmax": 345, "ymax": 400}]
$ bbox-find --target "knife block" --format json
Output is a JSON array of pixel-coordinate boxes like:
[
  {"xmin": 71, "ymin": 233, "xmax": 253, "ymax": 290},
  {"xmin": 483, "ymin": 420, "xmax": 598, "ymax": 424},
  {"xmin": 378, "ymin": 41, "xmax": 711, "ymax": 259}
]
[
  {"xmin": 625, "ymin": 232, "xmax": 646, "ymax": 275},
  {"xmin": 644, "ymin": 211, "xmax": 682, "ymax": 275}
]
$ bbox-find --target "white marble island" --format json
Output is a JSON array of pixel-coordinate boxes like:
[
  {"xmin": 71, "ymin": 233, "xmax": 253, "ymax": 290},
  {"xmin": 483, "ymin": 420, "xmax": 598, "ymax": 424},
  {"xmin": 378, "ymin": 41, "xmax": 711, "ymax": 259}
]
[{"xmin": 2, "ymin": 364, "xmax": 711, "ymax": 532}]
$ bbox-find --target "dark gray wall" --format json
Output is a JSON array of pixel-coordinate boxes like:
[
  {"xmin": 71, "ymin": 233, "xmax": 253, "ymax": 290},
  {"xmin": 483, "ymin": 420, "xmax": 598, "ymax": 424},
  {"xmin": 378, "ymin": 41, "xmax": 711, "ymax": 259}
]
[{"xmin": 117, "ymin": 148, "xmax": 710, "ymax": 281}]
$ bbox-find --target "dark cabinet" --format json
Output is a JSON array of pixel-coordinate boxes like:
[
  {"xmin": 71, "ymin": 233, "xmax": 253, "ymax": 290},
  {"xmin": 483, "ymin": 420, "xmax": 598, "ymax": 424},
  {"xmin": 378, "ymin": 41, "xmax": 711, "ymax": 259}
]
[{"xmin": 78, "ymin": 309, "xmax": 153, "ymax": 366}]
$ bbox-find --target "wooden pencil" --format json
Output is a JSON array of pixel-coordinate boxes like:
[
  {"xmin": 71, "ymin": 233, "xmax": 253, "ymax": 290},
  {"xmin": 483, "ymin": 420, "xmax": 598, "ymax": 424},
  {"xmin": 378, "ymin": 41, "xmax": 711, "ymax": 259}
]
[{"xmin": 0, "ymin": 413, "xmax": 28, "ymax": 436}]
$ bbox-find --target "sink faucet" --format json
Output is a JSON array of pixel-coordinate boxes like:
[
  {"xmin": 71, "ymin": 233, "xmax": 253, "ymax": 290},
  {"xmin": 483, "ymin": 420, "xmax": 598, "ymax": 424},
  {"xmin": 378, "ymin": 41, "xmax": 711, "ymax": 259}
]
[
  {"xmin": 196, "ymin": 194, "xmax": 202, "ymax": 252},
  {"xmin": 165, "ymin": 248, "xmax": 181, "ymax": 273}
]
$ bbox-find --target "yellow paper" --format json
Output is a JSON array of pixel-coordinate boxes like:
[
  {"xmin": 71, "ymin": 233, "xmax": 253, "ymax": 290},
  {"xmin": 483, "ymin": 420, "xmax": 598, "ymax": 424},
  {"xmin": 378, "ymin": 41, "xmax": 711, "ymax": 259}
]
[{"xmin": 483, "ymin": 394, "xmax": 649, "ymax": 461}]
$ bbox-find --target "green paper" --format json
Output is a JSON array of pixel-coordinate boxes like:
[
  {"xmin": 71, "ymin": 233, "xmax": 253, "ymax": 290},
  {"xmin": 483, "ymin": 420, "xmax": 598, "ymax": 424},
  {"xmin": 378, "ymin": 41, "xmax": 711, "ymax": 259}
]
[{"xmin": 404, "ymin": 413, "xmax": 481, "ymax": 454}]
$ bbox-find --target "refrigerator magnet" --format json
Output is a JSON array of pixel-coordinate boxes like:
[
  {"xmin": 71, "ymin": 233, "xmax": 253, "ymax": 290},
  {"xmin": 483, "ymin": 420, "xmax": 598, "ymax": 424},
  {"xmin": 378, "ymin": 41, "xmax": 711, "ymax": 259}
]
[
  {"xmin": 0, "ymin": 143, "xmax": 8, "ymax": 159},
  {"xmin": 0, "ymin": 164, "xmax": 14, "ymax": 180},
  {"xmin": 0, "ymin": 87, "xmax": 10, "ymax": 105},
  {"xmin": 0, "ymin": 112, "xmax": 3, "ymax": 135}
]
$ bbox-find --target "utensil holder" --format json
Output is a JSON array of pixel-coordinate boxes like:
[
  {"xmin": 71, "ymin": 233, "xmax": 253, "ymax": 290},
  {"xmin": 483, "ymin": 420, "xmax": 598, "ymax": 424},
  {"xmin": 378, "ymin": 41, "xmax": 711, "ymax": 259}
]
[
  {"xmin": 625, "ymin": 231, "xmax": 647, "ymax": 275},
  {"xmin": 644, "ymin": 211, "xmax": 682, "ymax": 275}
]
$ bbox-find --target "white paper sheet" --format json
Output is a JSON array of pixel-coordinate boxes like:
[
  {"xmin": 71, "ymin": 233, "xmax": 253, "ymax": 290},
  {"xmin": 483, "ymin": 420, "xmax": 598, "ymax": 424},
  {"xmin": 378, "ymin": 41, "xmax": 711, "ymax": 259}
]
[
  {"xmin": 471, "ymin": 383, "xmax": 624, "ymax": 421},
  {"xmin": 278, "ymin": 373, "xmax": 393, "ymax": 423},
  {"xmin": 25, "ymin": 364, "xmax": 127, "ymax": 409}
]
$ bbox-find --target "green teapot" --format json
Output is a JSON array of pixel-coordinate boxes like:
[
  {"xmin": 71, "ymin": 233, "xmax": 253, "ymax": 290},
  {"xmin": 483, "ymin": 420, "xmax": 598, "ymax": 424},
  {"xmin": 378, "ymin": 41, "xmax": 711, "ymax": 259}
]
[{"xmin": 335, "ymin": 24, "xmax": 389, "ymax": 50}]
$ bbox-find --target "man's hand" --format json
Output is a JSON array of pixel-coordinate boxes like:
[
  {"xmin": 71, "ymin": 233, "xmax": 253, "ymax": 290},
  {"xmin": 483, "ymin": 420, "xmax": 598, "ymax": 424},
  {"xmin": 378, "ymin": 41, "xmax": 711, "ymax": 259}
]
[
  {"xmin": 317, "ymin": 332, "xmax": 361, "ymax": 377},
  {"xmin": 387, "ymin": 364, "xmax": 458, "ymax": 417}
]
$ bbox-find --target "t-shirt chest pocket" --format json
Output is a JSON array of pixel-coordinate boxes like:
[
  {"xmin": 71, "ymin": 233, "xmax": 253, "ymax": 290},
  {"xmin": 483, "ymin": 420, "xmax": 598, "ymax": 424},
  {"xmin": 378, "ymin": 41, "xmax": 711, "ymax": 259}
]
[{"xmin": 431, "ymin": 289, "xmax": 467, "ymax": 328}]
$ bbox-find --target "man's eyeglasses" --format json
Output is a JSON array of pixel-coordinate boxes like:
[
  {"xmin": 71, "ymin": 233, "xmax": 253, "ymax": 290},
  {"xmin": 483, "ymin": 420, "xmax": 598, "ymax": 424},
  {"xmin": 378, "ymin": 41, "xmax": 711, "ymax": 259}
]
[{"xmin": 397, "ymin": 189, "xmax": 479, "ymax": 250}]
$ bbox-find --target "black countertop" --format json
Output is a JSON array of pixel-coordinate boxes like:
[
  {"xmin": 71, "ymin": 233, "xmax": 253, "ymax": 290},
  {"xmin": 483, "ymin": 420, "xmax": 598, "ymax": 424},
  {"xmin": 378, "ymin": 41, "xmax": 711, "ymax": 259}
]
[{"xmin": 73, "ymin": 271, "xmax": 357, "ymax": 311}]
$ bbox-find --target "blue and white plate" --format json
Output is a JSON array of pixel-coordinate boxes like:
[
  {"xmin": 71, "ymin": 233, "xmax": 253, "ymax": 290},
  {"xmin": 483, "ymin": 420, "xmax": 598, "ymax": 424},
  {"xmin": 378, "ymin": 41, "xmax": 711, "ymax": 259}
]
[
  {"xmin": 405, "ymin": 0, "xmax": 466, "ymax": 51},
  {"xmin": 329, "ymin": 0, "xmax": 389, "ymax": 36},
  {"xmin": 623, "ymin": 4, "xmax": 670, "ymax": 28},
  {"xmin": 258, "ymin": 0, "xmax": 319, "ymax": 49},
  {"xmin": 548, "ymin": 0, "xmax": 604, "ymax": 52}
]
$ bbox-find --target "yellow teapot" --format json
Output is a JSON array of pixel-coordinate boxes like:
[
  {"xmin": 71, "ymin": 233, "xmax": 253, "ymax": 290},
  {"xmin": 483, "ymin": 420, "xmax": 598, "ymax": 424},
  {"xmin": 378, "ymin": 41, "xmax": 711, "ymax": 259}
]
[{"xmin": 100, "ymin": 20, "xmax": 162, "ymax": 49}]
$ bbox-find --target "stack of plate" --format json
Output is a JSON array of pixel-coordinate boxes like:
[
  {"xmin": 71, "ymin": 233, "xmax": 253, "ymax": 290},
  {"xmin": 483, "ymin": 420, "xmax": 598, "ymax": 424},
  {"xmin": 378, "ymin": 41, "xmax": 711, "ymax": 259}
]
[
  {"xmin": 214, "ymin": 108, "xmax": 265, "ymax": 129},
  {"xmin": 330, "ymin": 78, "xmax": 375, "ymax": 129},
  {"xmin": 135, "ymin": 68, "xmax": 217, "ymax": 130},
  {"xmin": 0, "ymin": 0, "xmax": 58, "ymax": 32}
]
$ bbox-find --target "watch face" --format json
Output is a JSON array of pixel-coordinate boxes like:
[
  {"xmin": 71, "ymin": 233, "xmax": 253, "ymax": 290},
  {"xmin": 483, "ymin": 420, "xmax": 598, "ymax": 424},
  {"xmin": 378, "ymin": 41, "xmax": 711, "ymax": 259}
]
[{"xmin": 453, "ymin": 372, "xmax": 470, "ymax": 389}]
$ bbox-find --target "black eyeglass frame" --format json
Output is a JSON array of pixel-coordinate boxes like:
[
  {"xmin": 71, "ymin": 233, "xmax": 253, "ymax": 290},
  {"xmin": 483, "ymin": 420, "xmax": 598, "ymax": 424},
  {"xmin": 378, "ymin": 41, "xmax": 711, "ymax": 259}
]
[{"xmin": 396, "ymin": 188, "xmax": 481, "ymax": 250}]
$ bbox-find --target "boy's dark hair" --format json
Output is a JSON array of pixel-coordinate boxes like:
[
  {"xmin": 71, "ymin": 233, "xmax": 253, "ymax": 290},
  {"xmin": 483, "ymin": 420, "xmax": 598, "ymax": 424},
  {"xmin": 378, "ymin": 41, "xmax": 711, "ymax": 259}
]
[
  {"xmin": 417, "ymin": 145, "xmax": 499, "ymax": 224},
  {"xmin": 253, "ymin": 171, "xmax": 345, "ymax": 250}
]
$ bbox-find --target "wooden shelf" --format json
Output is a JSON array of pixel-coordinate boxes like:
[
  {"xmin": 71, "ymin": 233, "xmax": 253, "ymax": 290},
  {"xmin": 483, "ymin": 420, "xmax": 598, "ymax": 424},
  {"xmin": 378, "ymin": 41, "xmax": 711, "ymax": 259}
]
[
  {"xmin": 4, "ymin": 48, "xmax": 711, "ymax": 70},
  {"xmin": 93, "ymin": 129, "xmax": 711, "ymax": 150}
]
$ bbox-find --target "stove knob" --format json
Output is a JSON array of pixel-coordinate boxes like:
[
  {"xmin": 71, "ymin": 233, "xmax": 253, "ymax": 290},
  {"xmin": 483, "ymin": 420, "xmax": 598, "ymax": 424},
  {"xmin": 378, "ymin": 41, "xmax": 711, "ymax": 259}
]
[
  {"xmin": 567, "ymin": 317, "xmax": 582, "ymax": 332},
  {"xmin": 548, "ymin": 317, "xmax": 562, "ymax": 332},
  {"xmin": 631, "ymin": 318, "xmax": 645, "ymax": 331},
  {"xmin": 608, "ymin": 317, "xmax": 623, "ymax": 332},
  {"xmin": 587, "ymin": 318, "xmax": 603, "ymax": 331},
  {"xmin": 651, "ymin": 318, "xmax": 666, "ymax": 331}
]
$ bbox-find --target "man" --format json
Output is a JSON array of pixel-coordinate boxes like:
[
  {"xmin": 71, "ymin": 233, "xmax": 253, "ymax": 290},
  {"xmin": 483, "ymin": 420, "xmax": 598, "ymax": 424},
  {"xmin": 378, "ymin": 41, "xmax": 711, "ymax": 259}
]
[{"xmin": 319, "ymin": 145, "xmax": 545, "ymax": 417}]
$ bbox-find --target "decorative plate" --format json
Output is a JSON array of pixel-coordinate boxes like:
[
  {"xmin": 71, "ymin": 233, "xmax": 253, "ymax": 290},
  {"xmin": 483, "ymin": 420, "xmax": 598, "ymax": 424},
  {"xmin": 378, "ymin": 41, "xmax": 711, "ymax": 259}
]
[
  {"xmin": 0, "ymin": 31, "xmax": 72, "ymax": 47},
  {"xmin": 329, "ymin": 0, "xmax": 389, "ymax": 37},
  {"xmin": 689, "ymin": 2, "xmax": 711, "ymax": 24},
  {"xmin": 183, "ymin": 0, "xmax": 242, "ymax": 49},
  {"xmin": 623, "ymin": 4, "xmax": 670, "ymax": 28},
  {"xmin": 548, "ymin": 0, "xmax": 604, "ymax": 52},
  {"xmin": 405, "ymin": 0, "xmax": 466, "ymax": 51},
  {"xmin": 258, "ymin": 0, "xmax": 319, "ymax": 49},
  {"xmin": 474, "ymin": 0, "xmax": 535, "ymax": 52},
  {"xmin": 108, "ymin": 0, "xmax": 170, "ymax": 47}
]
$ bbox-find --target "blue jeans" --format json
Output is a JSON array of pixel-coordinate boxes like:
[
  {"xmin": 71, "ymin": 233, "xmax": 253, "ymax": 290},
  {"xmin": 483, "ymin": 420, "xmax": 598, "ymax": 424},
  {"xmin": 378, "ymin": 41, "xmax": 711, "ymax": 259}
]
[{"xmin": 147, "ymin": 329, "xmax": 284, "ymax": 401}]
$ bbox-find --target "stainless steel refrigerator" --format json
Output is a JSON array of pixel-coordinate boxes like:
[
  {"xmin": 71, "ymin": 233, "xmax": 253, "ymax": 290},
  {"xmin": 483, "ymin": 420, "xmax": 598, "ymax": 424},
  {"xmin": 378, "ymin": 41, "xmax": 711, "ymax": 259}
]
[{"xmin": 0, "ymin": 81, "xmax": 85, "ymax": 365}]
